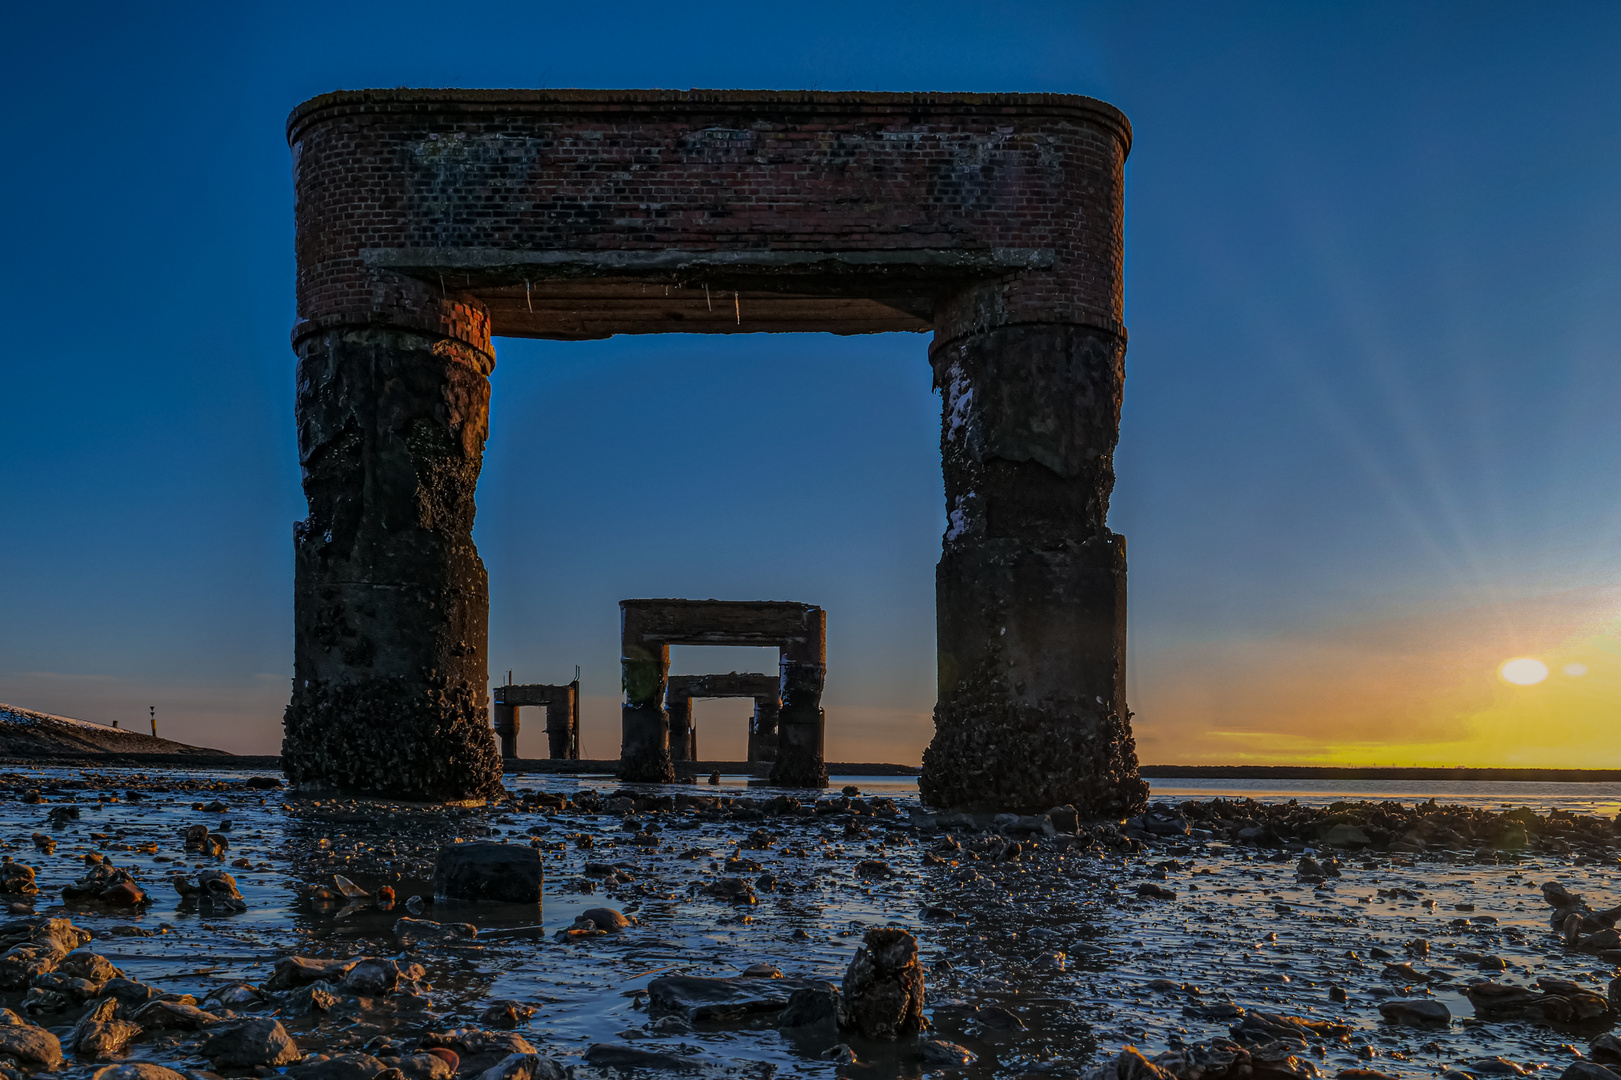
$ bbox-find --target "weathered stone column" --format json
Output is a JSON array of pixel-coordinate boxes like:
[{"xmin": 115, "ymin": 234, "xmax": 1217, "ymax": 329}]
[
  {"xmin": 770, "ymin": 610, "xmax": 827, "ymax": 788},
  {"xmin": 620, "ymin": 604, "xmax": 675, "ymax": 782},
  {"xmin": 283, "ymin": 322, "xmax": 504, "ymax": 801},
  {"xmin": 544, "ymin": 693, "xmax": 576, "ymax": 760},
  {"xmin": 919, "ymin": 284, "xmax": 1148, "ymax": 816},
  {"xmin": 492, "ymin": 703, "xmax": 519, "ymax": 759},
  {"xmin": 747, "ymin": 699, "xmax": 779, "ymax": 764},
  {"xmin": 667, "ymin": 696, "xmax": 696, "ymax": 762}
]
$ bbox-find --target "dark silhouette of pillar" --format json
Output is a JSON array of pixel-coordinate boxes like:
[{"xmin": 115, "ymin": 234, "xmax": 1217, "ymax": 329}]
[
  {"xmin": 282, "ymin": 321, "xmax": 503, "ymax": 801},
  {"xmin": 770, "ymin": 607, "xmax": 827, "ymax": 788},
  {"xmin": 667, "ymin": 695, "xmax": 696, "ymax": 762},
  {"xmin": 493, "ymin": 703, "xmax": 519, "ymax": 758},
  {"xmin": 919, "ymin": 283, "xmax": 1148, "ymax": 817},
  {"xmin": 620, "ymin": 604, "xmax": 674, "ymax": 783},
  {"xmin": 747, "ymin": 699, "xmax": 779, "ymax": 764}
]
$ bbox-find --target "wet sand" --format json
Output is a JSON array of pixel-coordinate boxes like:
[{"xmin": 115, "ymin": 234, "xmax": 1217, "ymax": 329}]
[{"xmin": 0, "ymin": 767, "xmax": 1617, "ymax": 1079}]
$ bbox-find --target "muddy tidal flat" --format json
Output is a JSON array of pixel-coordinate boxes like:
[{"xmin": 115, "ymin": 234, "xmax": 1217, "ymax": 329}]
[{"xmin": 0, "ymin": 769, "xmax": 1618, "ymax": 1080}]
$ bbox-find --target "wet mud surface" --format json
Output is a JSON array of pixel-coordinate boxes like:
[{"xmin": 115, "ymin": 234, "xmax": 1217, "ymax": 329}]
[{"xmin": 0, "ymin": 768, "xmax": 1618, "ymax": 1080}]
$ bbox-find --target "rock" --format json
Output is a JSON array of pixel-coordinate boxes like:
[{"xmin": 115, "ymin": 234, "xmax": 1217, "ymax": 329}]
[
  {"xmin": 73, "ymin": 998, "xmax": 142, "ymax": 1059},
  {"xmin": 285, "ymin": 1053, "xmax": 390, "ymax": 1080},
  {"xmin": 1139, "ymin": 804, "xmax": 1192, "ymax": 837},
  {"xmin": 855, "ymin": 860, "xmax": 896, "ymax": 879},
  {"xmin": 431, "ymin": 843, "xmax": 542, "ymax": 904},
  {"xmin": 201, "ymin": 1017, "xmax": 301, "ymax": 1067},
  {"xmin": 0, "ymin": 859, "xmax": 38, "ymax": 897},
  {"xmin": 648, "ymin": 974, "xmax": 824, "ymax": 1022},
  {"xmin": 977, "ymin": 1005, "xmax": 1027, "ymax": 1030},
  {"xmin": 1561, "ymin": 1065, "xmax": 1620, "ymax": 1080},
  {"xmin": 821, "ymin": 1044, "xmax": 859, "ymax": 1065},
  {"xmin": 1320, "ymin": 825, "xmax": 1372, "ymax": 848},
  {"xmin": 479, "ymin": 1001, "xmax": 538, "ymax": 1029},
  {"xmin": 340, "ymin": 959, "xmax": 400, "ymax": 996},
  {"xmin": 101, "ymin": 978, "xmax": 161, "ymax": 1005},
  {"xmin": 0, "ymin": 1007, "xmax": 63, "ymax": 1069},
  {"xmin": 391, "ymin": 1053, "xmax": 456, "ymax": 1080},
  {"xmin": 1468, "ymin": 1058, "xmax": 1528, "ymax": 1075},
  {"xmin": 921, "ymin": 1039, "xmax": 975, "ymax": 1066},
  {"xmin": 1232, "ymin": 1011, "xmax": 1351, "ymax": 1044},
  {"xmin": 840, "ymin": 927, "xmax": 925, "ymax": 1040},
  {"xmin": 283, "ymin": 983, "xmax": 339, "ymax": 1015},
  {"xmin": 131, "ymin": 999, "xmax": 219, "ymax": 1030},
  {"xmin": 1138, "ymin": 883, "xmax": 1178, "ymax": 900},
  {"xmin": 1087, "ymin": 1046, "xmax": 1180, "ymax": 1080},
  {"xmin": 1592, "ymin": 1035, "xmax": 1621, "ymax": 1066},
  {"xmin": 263, "ymin": 955, "xmax": 356, "ymax": 991},
  {"xmin": 394, "ymin": 918, "xmax": 478, "ymax": 946},
  {"xmin": 205, "ymin": 982, "xmax": 265, "ymax": 1008},
  {"xmin": 576, "ymin": 908, "xmax": 630, "ymax": 933},
  {"xmin": 419, "ymin": 1028, "xmax": 535, "ymax": 1076},
  {"xmin": 476, "ymin": 1052, "xmax": 563, "ymax": 1080},
  {"xmin": 1378, "ymin": 999, "xmax": 1450, "ymax": 1025},
  {"xmin": 61, "ymin": 862, "xmax": 148, "ymax": 908},
  {"xmin": 583, "ymin": 1044, "xmax": 707, "ymax": 1073},
  {"xmin": 93, "ymin": 1067, "xmax": 191, "ymax": 1080},
  {"xmin": 778, "ymin": 984, "xmax": 841, "ymax": 1029},
  {"xmin": 700, "ymin": 877, "xmax": 756, "ymax": 904},
  {"xmin": 59, "ymin": 952, "xmax": 121, "ymax": 982},
  {"xmin": 1047, "ymin": 805, "xmax": 1080, "ymax": 834},
  {"xmin": 195, "ymin": 870, "xmax": 247, "ymax": 913}
]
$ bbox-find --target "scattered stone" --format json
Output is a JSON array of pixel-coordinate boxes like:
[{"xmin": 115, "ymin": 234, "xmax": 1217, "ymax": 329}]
[
  {"xmin": 201, "ymin": 1018, "xmax": 301, "ymax": 1068},
  {"xmin": 393, "ymin": 918, "xmax": 477, "ymax": 946},
  {"xmin": 921, "ymin": 1039, "xmax": 975, "ymax": 1066},
  {"xmin": 93, "ymin": 1067, "xmax": 190, "ymax": 1080},
  {"xmin": 0, "ymin": 1007, "xmax": 63, "ymax": 1069},
  {"xmin": 431, "ymin": 843, "xmax": 542, "ymax": 904},
  {"xmin": 840, "ymin": 927, "xmax": 924, "ymax": 1040},
  {"xmin": 1378, "ymin": 999, "xmax": 1450, "ymax": 1025}
]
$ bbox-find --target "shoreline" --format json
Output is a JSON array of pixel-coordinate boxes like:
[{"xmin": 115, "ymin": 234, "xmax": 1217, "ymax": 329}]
[{"xmin": 4, "ymin": 753, "xmax": 1619, "ymax": 784}]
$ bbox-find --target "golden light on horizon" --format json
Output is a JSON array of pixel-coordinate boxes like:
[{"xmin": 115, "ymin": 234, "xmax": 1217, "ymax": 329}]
[{"xmin": 1499, "ymin": 657, "xmax": 1549, "ymax": 685}]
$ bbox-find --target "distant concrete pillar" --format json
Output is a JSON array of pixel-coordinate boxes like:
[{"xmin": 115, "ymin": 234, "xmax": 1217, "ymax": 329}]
[
  {"xmin": 769, "ymin": 609, "xmax": 827, "ymax": 788},
  {"xmin": 620, "ymin": 605, "xmax": 674, "ymax": 783},
  {"xmin": 544, "ymin": 689, "xmax": 576, "ymax": 760},
  {"xmin": 668, "ymin": 696, "xmax": 696, "ymax": 762},
  {"xmin": 747, "ymin": 699, "xmax": 779, "ymax": 764},
  {"xmin": 283, "ymin": 321, "xmax": 503, "ymax": 801},
  {"xmin": 493, "ymin": 703, "xmax": 519, "ymax": 759},
  {"xmin": 920, "ymin": 283, "xmax": 1147, "ymax": 816}
]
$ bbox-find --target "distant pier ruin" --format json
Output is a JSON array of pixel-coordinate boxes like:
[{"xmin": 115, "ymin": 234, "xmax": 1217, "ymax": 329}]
[
  {"xmin": 492, "ymin": 680, "xmax": 580, "ymax": 760},
  {"xmin": 621, "ymin": 600, "xmax": 826, "ymax": 788},
  {"xmin": 282, "ymin": 88, "xmax": 1146, "ymax": 814},
  {"xmin": 664, "ymin": 672, "xmax": 780, "ymax": 769}
]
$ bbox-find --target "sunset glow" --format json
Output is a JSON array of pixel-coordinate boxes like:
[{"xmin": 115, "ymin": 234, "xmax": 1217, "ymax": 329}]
[{"xmin": 1500, "ymin": 657, "xmax": 1549, "ymax": 685}]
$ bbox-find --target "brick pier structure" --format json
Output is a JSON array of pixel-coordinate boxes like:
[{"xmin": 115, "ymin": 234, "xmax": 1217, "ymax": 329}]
[{"xmin": 283, "ymin": 88, "xmax": 1147, "ymax": 813}]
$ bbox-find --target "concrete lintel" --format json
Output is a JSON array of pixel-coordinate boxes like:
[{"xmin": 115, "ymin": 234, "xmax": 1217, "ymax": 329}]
[
  {"xmin": 622, "ymin": 599, "xmax": 823, "ymax": 653},
  {"xmin": 666, "ymin": 672, "xmax": 779, "ymax": 703},
  {"xmin": 495, "ymin": 683, "xmax": 574, "ymax": 707}
]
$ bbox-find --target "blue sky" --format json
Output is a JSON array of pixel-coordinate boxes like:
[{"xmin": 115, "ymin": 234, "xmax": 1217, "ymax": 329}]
[{"xmin": 3, "ymin": 3, "xmax": 1619, "ymax": 764}]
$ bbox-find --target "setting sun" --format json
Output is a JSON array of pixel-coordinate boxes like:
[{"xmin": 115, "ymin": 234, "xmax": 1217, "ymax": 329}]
[{"xmin": 1500, "ymin": 657, "xmax": 1549, "ymax": 685}]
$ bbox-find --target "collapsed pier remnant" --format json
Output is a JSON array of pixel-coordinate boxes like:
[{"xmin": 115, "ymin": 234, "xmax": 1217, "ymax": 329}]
[
  {"xmin": 492, "ymin": 680, "xmax": 580, "ymax": 759},
  {"xmin": 664, "ymin": 672, "xmax": 780, "ymax": 768},
  {"xmin": 622, "ymin": 600, "xmax": 825, "ymax": 787},
  {"xmin": 283, "ymin": 88, "xmax": 1144, "ymax": 811}
]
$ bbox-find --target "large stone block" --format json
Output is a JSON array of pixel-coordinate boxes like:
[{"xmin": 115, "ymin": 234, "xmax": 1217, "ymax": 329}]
[{"xmin": 431, "ymin": 843, "xmax": 542, "ymax": 904}]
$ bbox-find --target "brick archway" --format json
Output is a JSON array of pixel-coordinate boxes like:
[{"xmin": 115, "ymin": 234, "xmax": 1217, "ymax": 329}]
[{"xmin": 282, "ymin": 88, "xmax": 1148, "ymax": 814}]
